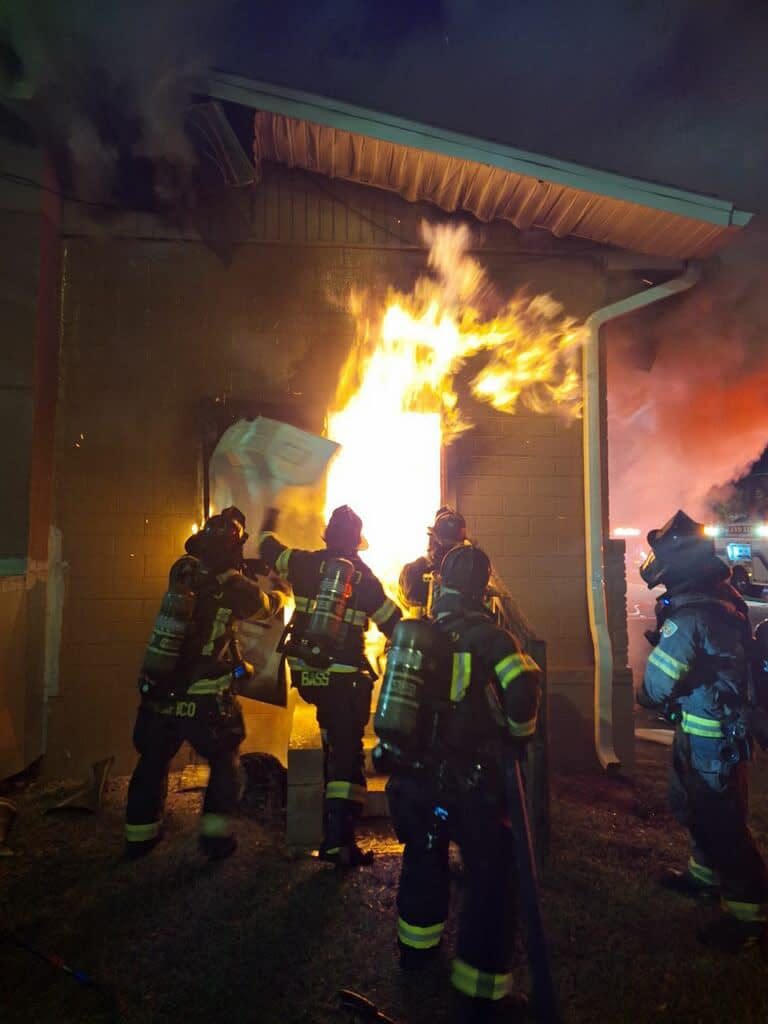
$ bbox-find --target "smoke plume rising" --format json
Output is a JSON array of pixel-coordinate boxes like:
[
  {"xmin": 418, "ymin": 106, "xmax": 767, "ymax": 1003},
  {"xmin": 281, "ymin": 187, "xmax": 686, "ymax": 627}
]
[
  {"xmin": 0, "ymin": 0, "xmax": 233, "ymax": 205},
  {"xmin": 608, "ymin": 224, "xmax": 768, "ymax": 533}
]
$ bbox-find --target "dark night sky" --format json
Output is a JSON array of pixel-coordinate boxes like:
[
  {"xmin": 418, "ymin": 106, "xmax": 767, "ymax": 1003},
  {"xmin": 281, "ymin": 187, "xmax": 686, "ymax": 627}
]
[
  {"xmin": 3, "ymin": 1, "xmax": 768, "ymax": 214},
  {"xmin": 220, "ymin": 0, "xmax": 768, "ymax": 214}
]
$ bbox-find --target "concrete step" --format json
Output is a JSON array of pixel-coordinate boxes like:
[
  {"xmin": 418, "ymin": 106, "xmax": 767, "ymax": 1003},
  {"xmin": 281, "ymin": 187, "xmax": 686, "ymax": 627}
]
[{"xmin": 362, "ymin": 773, "xmax": 389, "ymax": 818}]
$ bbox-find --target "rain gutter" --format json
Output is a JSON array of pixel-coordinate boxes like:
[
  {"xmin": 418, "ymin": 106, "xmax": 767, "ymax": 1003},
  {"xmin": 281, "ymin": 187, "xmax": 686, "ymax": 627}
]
[{"xmin": 583, "ymin": 263, "xmax": 702, "ymax": 773}]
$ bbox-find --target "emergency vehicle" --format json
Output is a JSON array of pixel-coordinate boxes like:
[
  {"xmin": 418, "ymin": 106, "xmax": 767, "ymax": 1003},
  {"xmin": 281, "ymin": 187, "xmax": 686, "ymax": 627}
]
[{"xmin": 704, "ymin": 520, "xmax": 768, "ymax": 596}]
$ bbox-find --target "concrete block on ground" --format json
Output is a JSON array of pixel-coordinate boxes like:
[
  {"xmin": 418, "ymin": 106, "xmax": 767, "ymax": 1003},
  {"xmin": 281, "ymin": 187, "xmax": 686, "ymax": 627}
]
[
  {"xmin": 288, "ymin": 746, "xmax": 324, "ymax": 786},
  {"xmin": 287, "ymin": 725, "xmax": 325, "ymax": 846},
  {"xmin": 286, "ymin": 782, "xmax": 324, "ymax": 847},
  {"xmin": 362, "ymin": 775, "xmax": 389, "ymax": 818}
]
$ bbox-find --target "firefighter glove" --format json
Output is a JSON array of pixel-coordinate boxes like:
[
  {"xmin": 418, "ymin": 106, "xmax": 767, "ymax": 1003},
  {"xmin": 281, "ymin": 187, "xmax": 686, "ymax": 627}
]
[{"xmin": 260, "ymin": 506, "xmax": 280, "ymax": 535}]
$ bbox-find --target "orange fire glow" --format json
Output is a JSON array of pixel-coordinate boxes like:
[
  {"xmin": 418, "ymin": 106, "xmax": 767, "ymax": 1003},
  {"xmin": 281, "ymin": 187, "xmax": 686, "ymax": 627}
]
[{"xmin": 324, "ymin": 222, "xmax": 586, "ymax": 595}]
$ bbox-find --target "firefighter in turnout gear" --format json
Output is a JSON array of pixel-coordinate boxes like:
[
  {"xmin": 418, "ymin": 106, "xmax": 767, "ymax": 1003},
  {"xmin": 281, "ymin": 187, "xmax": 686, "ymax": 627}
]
[
  {"xmin": 380, "ymin": 544, "xmax": 541, "ymax": 1023},
  {"xmin": 637, "ymin": 509, "xmax": 768, "ymax": 952},
  {"xmin": 125, "ymin": 509, "xmax": 285, "ymax": 860},
  {"xmin": 259, "ymin": 504, "xmax": 401, "ymax": 866},
  {"xmin": 398, "ymin": 507, "xmax": 467, "ymax": 617}
]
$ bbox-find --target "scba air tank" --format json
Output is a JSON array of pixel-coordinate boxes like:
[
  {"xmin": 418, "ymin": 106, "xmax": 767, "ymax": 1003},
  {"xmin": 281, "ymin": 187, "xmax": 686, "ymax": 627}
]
[
  {"xmin": 141, "ymin": 555, "xmax": 199, "ymax": 689},
  {"xmin": 301, "ymin": 557, "xmax": 356, "ymax": 667},
  {"xmin": 374, "ymin": 618, "xmax": 444, "ymax": 768}
]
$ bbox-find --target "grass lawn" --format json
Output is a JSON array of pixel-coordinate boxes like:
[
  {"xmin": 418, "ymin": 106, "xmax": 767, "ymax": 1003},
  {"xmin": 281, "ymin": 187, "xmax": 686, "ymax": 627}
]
[{"xmin": 2, "ymin": 742, "xmax": 768, "ymax": 1024}]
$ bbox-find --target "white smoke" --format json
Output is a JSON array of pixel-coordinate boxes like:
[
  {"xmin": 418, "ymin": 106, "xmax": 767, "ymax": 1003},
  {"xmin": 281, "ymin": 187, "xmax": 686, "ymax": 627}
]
[{"xmin": 608, "ymin": 221, "xmax": 768, "ymax": 533}]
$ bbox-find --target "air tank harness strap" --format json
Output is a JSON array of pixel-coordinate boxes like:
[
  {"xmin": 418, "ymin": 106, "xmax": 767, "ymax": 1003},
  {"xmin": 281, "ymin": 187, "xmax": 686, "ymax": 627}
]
[{"xmin": 293, "ymin": 594, "xmax": 367, "ymax": 626}]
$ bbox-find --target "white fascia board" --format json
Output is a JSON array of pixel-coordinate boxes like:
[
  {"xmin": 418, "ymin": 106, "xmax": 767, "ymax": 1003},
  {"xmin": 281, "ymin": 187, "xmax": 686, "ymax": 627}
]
[{"xmin": 209, "ymin": 71, "xmax": 753, "ymax": 230}]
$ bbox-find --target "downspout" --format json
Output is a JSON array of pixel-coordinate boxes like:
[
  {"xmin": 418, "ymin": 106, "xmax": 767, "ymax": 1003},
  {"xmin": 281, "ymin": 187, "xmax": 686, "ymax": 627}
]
[{"xmin": 583, "ymin": 262, "xmax": 702, "ymax": 772}]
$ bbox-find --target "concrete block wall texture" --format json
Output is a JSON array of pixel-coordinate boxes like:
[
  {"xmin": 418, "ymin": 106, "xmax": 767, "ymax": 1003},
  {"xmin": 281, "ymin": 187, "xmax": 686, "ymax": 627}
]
[
  {"xmin": 0, "ymin": 146, "xmax": 60, "ymax": 780},
  {"xmin": 0, "ymin": 141, "xmax": 43, "ymax": 562},
  {"xmin": 0, "ymin": 211, "xmax": 38, "ymax": 558},
  {"xmin": 286, "ymin": 741, "xmax": 324, "ymax": 847},
  {"xmin": 0, "ymin": 582, "xmax": 28, "ymax": 778},
  {"xmin": 0, "ymin": 205, "xmax": 38, "ymax": 779},
  {"xmin": 47, "ymin": 163, "xmax": 629, "ymax": 778}
]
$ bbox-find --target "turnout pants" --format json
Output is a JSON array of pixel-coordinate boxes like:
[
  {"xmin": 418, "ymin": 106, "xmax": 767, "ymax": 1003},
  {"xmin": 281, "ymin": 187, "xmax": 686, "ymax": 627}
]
[
  {"xmin": 670, "ymin": 728, "xmax": 768, "ymax": 921},
  {"xmin": 125, "ymin": 694, "xmax": 245, "ymax": 849},
  {"xmin": 293, "ymin": 665, "xmax": 372, "ymax": 851},
  {"xmin": 387, "ymin": 773, "xmax": 518, "ymax": 1004}
]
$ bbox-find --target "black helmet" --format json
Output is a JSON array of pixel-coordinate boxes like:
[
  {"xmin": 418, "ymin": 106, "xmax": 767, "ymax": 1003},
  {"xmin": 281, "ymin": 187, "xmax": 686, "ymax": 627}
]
[
  {"xmin": 639, "ymin": 509, "xmax": 718, "ymax": 589},
  {"xmin": 429, "ymin": 507, "xmax": 467, "ymax": 547},
  {"xmin": 323, "ymin": 505, "xmax": 365, "ymax": 553},
  {"xmin": 439, "ymin": 543, "xmax": 491, "ymax": 605},
  {"xmin": 427, "ymin": 507, "xmax": 467, "ymax": 565},
  {"xmin": 221, "ymin": 505, "xmax": 247, "ymax": 531},
  {"xmin": 185, "ymin": 513, "xmax": 247, "ymax": 571}
]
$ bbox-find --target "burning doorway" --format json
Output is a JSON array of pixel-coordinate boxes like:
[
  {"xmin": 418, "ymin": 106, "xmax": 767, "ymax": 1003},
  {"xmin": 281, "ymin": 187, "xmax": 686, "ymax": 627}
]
[
  {"xmin": 205, "ymin": 221, "xmax": 588, "ymax": 766},
  {"xmin": 324, "ymin": 221, "xmax": 584, "ymax": 595}
]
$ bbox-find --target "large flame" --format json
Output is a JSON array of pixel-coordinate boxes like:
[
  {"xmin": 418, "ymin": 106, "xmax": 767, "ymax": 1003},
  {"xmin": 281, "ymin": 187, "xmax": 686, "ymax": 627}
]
[{"xmin": 325, "ymin": 222, "xmax": 586, "ymax": 594}]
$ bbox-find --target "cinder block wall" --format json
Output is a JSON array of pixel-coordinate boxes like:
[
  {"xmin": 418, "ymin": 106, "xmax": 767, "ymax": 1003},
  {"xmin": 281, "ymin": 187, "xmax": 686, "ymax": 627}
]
[
  {"xmin": 47, "ymin": 164, "xmax": 629, "ymax": 777},
  {"xmin": 0, "ymin": 142, "xmax": 53, "ymax": 780},
  {"xmin": 447, "ymin": 253, "xmax": 634, "ymax": 770},
  {"xmin": 0, "ymin": 200, "xmax": 38, "ymax": 779}
]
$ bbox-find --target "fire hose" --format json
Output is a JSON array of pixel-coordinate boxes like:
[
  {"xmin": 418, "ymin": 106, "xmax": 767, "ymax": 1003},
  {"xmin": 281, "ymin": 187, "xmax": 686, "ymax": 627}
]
[
  {"xmin": 503, "ymin": 752, "xmax": 562, "ymax": 1024},
  {"xmin": 337, "ymin": 989, "xmax": 399, "ymax": 1023},
  {"xmin": 0, "ymin": 931, "xmax": 99, "ymax": 987}
]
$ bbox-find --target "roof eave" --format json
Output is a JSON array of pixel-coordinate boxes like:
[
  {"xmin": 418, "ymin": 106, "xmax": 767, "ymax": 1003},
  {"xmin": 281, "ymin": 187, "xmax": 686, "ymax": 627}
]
[{"xmin": 208, "ymin": 71, "xmax": 753, "ymax": 232}]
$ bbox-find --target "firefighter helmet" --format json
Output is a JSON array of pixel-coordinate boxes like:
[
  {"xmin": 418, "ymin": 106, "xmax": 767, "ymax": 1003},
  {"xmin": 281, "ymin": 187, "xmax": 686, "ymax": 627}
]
[
  {"xmin": 185, "ymin": 513, "xmax": 247, "ymax": 571},
  {"xmin": 323, "ymin": 505, "xmax": 367, "ymax": 553},
  {"xmin": 639, "ymin": 509, "xmax": 718, "ymax": 589},
  {"xmin": 438, "ymin": 543, "xmax": 492, "ymax": 606},
  {"xmin": 221, "ymin": 505, "xmax": 247, "ymax": 531},
  {"xmin": 429, "ymin": 507, "xmax": 467, "ymax": 547}
]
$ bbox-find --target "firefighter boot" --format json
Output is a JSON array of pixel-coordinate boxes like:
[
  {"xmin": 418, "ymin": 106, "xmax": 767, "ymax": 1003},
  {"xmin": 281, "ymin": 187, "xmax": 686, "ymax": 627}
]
[
  {"xmin": 124, "ymin": 835, "xmax": 162, "ymax": 861},
  {"xmin": 199, "ymin": 834, "xmax": 238, "ymax": 860},
  {"xmin": 697, "ymin": 915, "xmax": 768, "ymax": 955},
  {"xmin": 451, "ymin": 992, "xmax": 529, "ymax": 1023},
  {"xmin": 199, "ymin": 812, "xmax": 238, "ymax": 860},
  {"xmin": 318, "ymin": 801, "xmax": 374, "ymax": 867},
  {"xmin": 124, "ymin": 820, "xmax": 163, "ymax": 861},
  {"xmin": 398, "ymin": 940, "xmax": 442, "ymax": 972},
  {"xmin": 317, "ymin": 839, "xmax": 374, "ymax": 867},
  {"xmin": 658, "ymin": 867, "xmax": 719, "ymax": 900}
]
